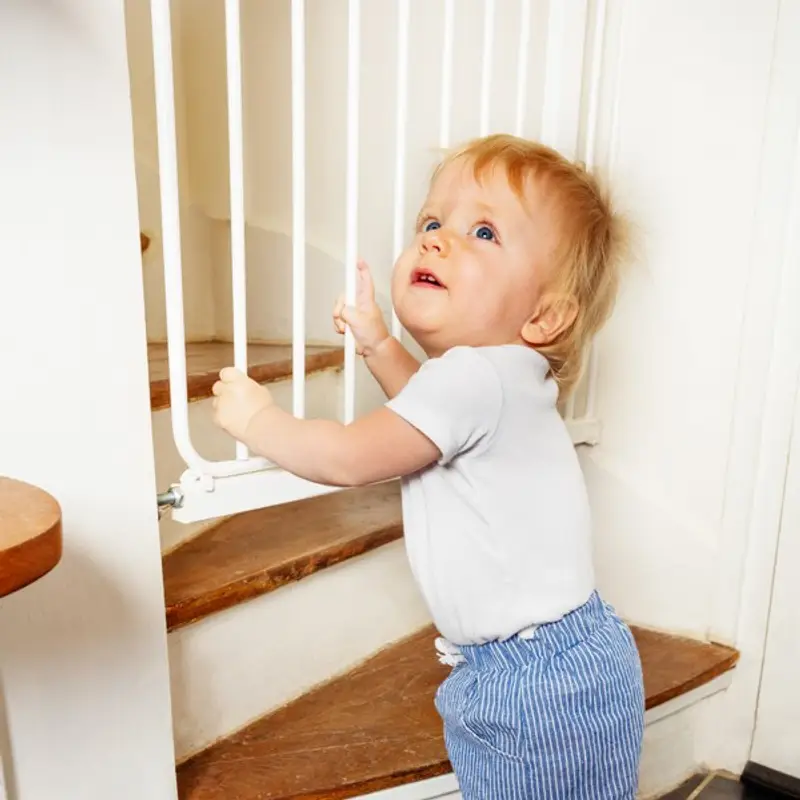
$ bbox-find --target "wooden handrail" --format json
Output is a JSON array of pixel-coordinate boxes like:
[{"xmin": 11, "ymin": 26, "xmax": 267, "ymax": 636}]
[{"xmin": 0, "ymin": 478, "xmax": 62, "ymax": 598}]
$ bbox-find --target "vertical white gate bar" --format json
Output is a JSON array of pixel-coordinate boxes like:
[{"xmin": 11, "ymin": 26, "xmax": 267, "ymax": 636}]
[
  {"xmin": 586, "ymin": 0, "xmax": 624, "ymax": 420},
  {"xmin": 152, "ymin": 0, "xmax": 267, "ymax": 479},
  {"xmin": 150, "ymin": 0, "xmax": 202, "ymax": 471},
  {"xmin": 344, "ymin": 0, "xmax": 361, "ymax": 423},
  {"xmin": 291, "ymin": 0, "xmax": 307, "ymax": 417},
  {"xmin": 583, "ymin": 0, "xmax": 607, "ymax": 172},
  {"xmin": 540, "ymin": 0, "xmax": 588, "ymax": 159},
  {"xmin": 566, "ymin": 0, "xmax": 607, "ymax": 421},
  {"xmin": 391, "ymin": 0, "xmax": 410, "ymax": 340},
  {"xmin": 607, "ymin": 3, "xmax": 626, "ymax": 177},
  {"xmin": 440, "ymin": 0, "xmax": 455, "ymax": 148},
  {"xmin": 577, "ymin": 0, "xmax": 608, "ymax": 419},
  {"xmin": 539, "ymin": 1, "xmax": 564, "ymax": 148},
  {"xmin": 479, "ymin": 0, "xmax": 495, "ymax": 136},
  {"xmin": 514, "ymin": 0, "xmax": 532, "ymax": 137},
  {"xmin": 225, "ymin": 0, "xmax": 249, "ymax": 459}
]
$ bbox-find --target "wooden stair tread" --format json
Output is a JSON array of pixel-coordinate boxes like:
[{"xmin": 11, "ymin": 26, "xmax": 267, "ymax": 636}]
[
  {"xmin": 0, "ymin": 477, "xmax": 63, "ymax": 597},
  {"xmin": 635, "ymin": 626, "xmax": 738, "ymax": 708},
  {"xmin": 176, "ymin": 624, "xmax": 738, "ymax": 800},
  {"xmin": 163, "ymin": 483, "xmax": 402, "ymax": 631},
  {"xmin": 149, "ymin": 341, "xmax": 344, "ymax": 411}
]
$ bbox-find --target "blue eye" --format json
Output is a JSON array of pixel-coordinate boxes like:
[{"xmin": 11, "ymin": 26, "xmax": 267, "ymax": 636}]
[
  {"xmin": 423, "ymin": 220, "xmax": 441, "ymax": 233},
  {"xmin": 473, "ymin": 224, "xmax": 495, "ymax": 241}
]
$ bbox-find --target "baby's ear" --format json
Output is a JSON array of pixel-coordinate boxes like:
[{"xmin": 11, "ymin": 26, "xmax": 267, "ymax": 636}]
[{"xmin": 520, "ymin": 293, "xmax": 578, "ymax": 346}]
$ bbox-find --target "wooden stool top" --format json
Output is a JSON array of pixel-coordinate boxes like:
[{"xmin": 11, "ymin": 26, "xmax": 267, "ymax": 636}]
[{"xmin": 0, "ymin": 478, "xmax": 62, "ymax": 598}]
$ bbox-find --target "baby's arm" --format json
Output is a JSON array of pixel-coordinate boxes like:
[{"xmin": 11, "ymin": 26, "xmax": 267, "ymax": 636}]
[
  {"xmin": 333, "ymin": 260, "xmax": 420, "ymax": 398},
  {"xmin": 362, "ymin": 336, "xmax": 420, "ymax": 399},
  {"xmin": 212, "ymin": 368, "xmax": 438, "ymax": 486}
]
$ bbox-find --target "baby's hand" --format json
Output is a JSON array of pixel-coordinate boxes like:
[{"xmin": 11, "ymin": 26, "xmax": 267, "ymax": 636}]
[
  {"xmin": 212, "ymin": 367, "xmax": 273, "ymax": 444},
  {"xmin": 333, "ymin": 260, "xmax": 390, "ymax": 357}
]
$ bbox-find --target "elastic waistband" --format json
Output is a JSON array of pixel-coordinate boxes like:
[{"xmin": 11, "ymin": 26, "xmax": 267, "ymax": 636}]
[{"xmin": 447, "ymin": 591, "xmax": 613, "ymax": 670}]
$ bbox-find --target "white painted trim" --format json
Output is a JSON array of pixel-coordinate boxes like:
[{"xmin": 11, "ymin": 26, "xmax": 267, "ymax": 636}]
[
  {"xmin": 357, "ymin": 773, "xmax": 460, "ymax": 800},
  {"xmin": 710, "ymin": 0, "xmax": 798, "ymax": 648},
  {"xmin": 751, "ymin": 383, "xmax": 800, "ymax": 773},
  {"xmin": 700, "ymin": 0, "xmax": 800, "ymax": 774},
  {"xmin": 643, "ymin": 672, "xmax": 733, "ymax": 727}
]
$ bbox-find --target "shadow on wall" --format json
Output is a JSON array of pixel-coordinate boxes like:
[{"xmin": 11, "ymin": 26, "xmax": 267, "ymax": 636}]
[{"xmin": 210, "ymin": 223, "xmax": 390, "ymax": 346}]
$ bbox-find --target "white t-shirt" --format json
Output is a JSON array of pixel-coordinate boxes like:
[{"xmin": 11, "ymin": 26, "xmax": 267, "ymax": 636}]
[{"xmin": 386, "ymin": 345, "xmax": 595, "ymax": 645}]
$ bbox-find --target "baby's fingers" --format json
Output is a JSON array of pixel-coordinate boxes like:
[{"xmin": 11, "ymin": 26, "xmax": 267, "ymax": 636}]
[
  {"xmin": 333, "ymin": 293, "xmax": 346, "ymax": 334},
  {"xmin": 356, "ymin": 260, "xmax": 376, "ymax": 309}
]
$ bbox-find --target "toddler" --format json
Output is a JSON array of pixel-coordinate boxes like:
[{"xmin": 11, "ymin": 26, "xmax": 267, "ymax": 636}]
[{"xmin": 212, "ymin": 133, "xmax": 645, "ymax": 799}]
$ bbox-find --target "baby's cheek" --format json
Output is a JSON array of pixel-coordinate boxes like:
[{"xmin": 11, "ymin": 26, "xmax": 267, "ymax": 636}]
[
  {"xmin": 390, "ymin": 255, "xmax": 413, "ymax": 295},
  {"xmin": 464, "ymin": 288, "xmax": 512, "ymax": 329},
  {"xmin": 389, "ymin": 270, "xmax": 404, "ymax": 306}
]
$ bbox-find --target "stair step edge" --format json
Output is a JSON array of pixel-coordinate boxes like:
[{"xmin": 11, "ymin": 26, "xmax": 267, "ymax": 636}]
[
  {"xmin": 175, "ymin": 624, "xmax": 739, "ymax": 800},
  {"xmin": 164, "ymin": 482, "xmax": 403, "ymax": 632},
  {"xmin": 150, "ymin": 343, "xmax": 344, "ymax": 411}
]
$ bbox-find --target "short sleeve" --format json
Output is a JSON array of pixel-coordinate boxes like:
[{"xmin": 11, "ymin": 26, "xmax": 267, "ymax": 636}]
[{"xmin": 386, "ymin": 347, "xmax": 503, "ymax": 465}]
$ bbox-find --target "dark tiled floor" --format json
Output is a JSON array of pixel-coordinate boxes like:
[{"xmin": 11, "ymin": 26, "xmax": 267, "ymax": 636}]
[{"xmin": 662, "ymin": 773, "xmax": 776, "ymax": 799}]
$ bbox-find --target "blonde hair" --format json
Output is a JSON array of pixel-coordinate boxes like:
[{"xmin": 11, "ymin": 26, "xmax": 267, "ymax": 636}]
[{"xmin": 434, "ymin": 133, "xmax": 627, "ymax": 395}]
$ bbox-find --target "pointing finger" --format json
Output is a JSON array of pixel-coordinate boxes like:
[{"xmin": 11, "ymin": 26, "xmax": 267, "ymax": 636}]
[{"xmin": 356, "ymin": 260, "xmax": 375, "ymax": 307}]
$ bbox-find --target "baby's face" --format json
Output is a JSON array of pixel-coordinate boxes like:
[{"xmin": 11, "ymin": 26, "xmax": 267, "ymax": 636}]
[{"xmin": 392, "ymin": 159, "xmax": 558, "ymax": 356}]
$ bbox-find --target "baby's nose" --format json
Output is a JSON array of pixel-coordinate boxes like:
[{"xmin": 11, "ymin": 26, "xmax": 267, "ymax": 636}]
[{"xmin": 420, "ymin": 230, "xmax": 451, "ymax": 257}]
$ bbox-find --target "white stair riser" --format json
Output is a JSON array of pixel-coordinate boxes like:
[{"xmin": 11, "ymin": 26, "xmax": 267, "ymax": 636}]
[
  {"xmin": 169, "ymin": 540, "xmax": 431, "ymax": 762},
  {"xmin": 153, "ymin": 368, "xmax": 343, "ymax": 553}
]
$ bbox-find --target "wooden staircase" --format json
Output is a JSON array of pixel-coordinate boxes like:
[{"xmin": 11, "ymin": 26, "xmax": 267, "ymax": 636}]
[
  {"xmin": 163, "ymin": 482, "xmax": 402, "ymax": 632},
  {"xmin": 150, "ymin": 347, "xmax": 740, "ymax": 800},
  {"xmin": 174, "ymin": 622, "xmax": 737, "ymax": 800},
  {"xmin": 148, "ymin": 341, "xmax": 343, "ymax": 412}
]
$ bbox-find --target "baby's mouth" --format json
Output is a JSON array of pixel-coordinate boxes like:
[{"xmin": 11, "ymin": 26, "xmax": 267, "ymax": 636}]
[{"xmin": 411, "ymin": 268, "xmax": 446, "ymax": 288}]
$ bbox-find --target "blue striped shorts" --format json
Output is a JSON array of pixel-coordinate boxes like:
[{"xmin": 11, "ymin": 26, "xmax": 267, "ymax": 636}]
[{"xmin": 435, "ymin": 592, "xmax": 645, "ymax": 799}]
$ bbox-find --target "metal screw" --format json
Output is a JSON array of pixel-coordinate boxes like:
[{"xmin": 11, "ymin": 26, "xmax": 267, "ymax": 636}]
[{"xmin": 156, "ymin": 486, "xmax": 184, "ymax": 519}]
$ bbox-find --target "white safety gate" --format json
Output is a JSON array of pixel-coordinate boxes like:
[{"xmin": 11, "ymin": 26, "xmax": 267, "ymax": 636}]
[{"xmin": 150, "ymin": 0, "xmax": 620, "ymax": 524}]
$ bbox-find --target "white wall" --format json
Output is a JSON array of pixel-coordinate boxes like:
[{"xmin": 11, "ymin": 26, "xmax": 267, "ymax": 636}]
[
  {"xmin": 694, "ymin": 0, "xmax": 800, "ymax": 774},
  {"xmin": 581, "ymin": 0, "xmax": 800, "ymax": 777},
  {"xmin": 0, "ymin": 2, "xmax": 177, "ymax": 798},
  {"xmin": 582, "ymin": 0, "xmax": 784, "ymax": 637}
]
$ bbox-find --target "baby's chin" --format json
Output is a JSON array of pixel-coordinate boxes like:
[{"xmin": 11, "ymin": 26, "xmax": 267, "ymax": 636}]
[
  {"xmin": 403, "ymin": 320, "xmax": 524, "ymax": 356},
  {"xmin": 394, "ymin": 298, "xmax": 440, "ymax": 331},
  {"xmin": 393, "ymin": 315, "xmax": 446, "ymax": 356}
]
